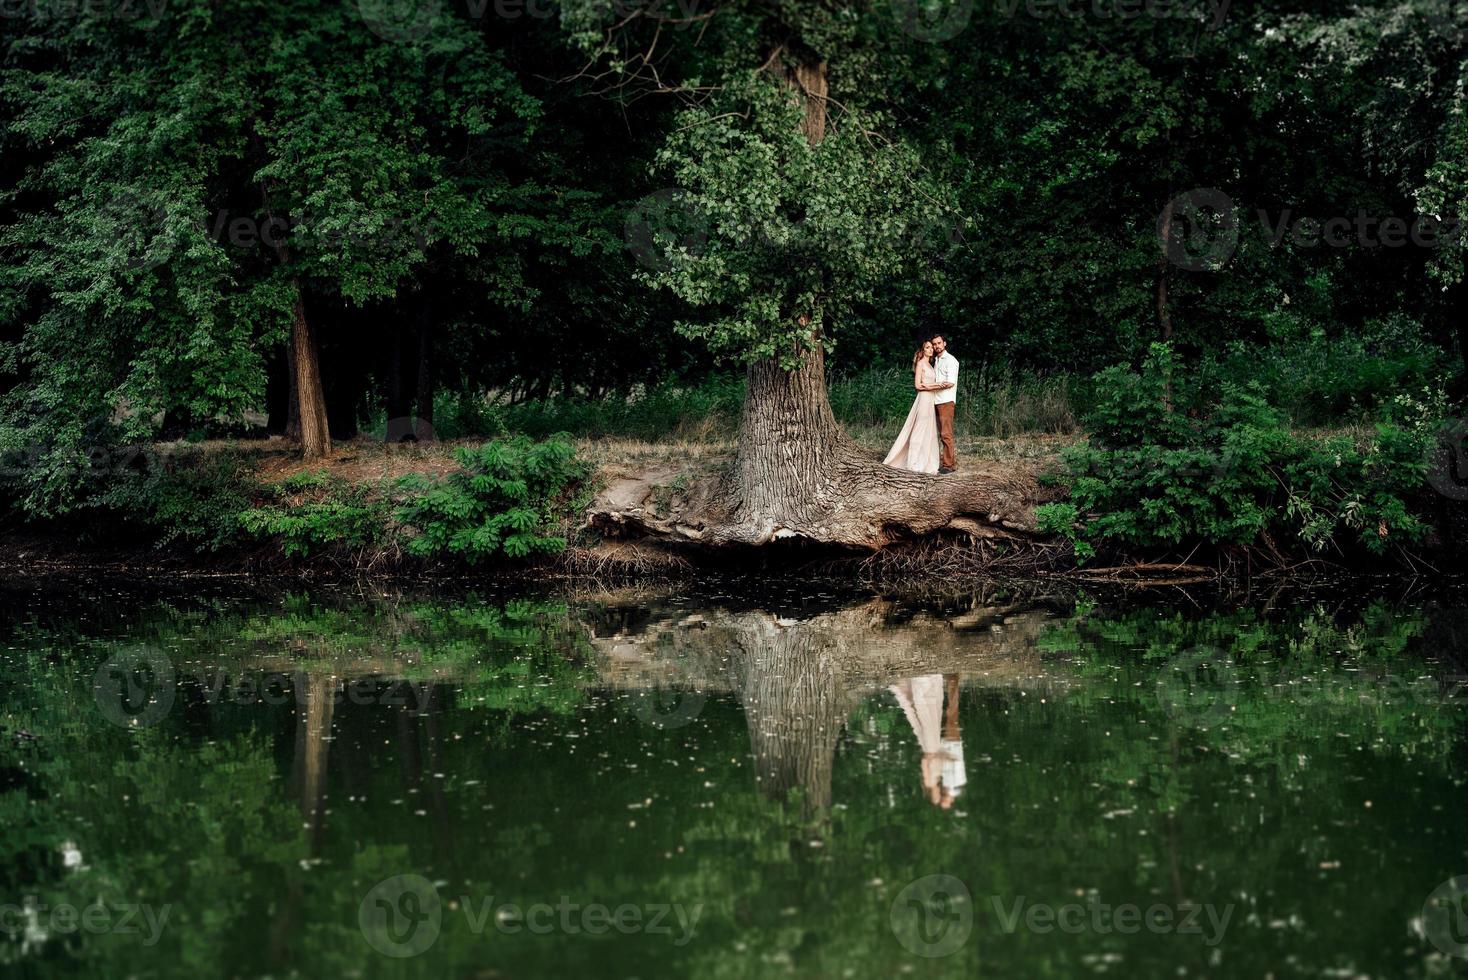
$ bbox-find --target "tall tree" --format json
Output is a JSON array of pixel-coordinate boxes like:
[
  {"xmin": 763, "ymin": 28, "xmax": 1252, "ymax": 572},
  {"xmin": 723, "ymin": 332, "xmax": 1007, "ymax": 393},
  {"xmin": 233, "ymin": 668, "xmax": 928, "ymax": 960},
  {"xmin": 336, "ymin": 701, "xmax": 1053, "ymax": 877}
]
[{"xmin": 576, "ymin": 2, "xmax": 1051, "ymax": 546}]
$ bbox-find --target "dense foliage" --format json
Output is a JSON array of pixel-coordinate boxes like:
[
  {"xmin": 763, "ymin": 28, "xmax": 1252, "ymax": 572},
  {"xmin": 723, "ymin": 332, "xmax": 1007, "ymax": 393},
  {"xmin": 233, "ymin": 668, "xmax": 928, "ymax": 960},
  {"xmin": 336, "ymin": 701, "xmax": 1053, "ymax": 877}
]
[
  {"xmin": 1038, "ymin": 344, "xmax": 1437, "ymax": 561},
  {"xmin": 1, "ymin": 0, "xmax": 1465, "ymax": 558}
]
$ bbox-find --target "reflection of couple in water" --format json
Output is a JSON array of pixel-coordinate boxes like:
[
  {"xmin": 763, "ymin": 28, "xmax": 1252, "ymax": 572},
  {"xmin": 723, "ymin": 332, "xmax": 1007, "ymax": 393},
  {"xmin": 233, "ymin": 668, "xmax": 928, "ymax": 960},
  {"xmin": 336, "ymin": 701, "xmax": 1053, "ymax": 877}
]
[{"xmin": 889, "ymin": 673, "xmax": 967, "ymax": 809}]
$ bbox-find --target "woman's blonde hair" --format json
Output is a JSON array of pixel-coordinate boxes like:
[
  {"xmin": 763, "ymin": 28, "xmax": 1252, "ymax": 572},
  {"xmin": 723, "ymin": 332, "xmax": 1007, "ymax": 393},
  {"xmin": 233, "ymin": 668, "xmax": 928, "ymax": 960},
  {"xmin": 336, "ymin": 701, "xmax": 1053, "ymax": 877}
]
[{"xmin": 912, "ymin": 342, "xmax": 931, "ymax": 370}]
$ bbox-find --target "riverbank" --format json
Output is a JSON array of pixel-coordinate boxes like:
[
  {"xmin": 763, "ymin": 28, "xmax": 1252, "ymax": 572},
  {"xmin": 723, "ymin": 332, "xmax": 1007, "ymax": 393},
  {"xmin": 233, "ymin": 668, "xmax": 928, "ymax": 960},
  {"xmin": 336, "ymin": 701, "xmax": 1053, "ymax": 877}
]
[{"xmin": 1, "ymin": 428, "xmax": 1454, "ymax": 587}]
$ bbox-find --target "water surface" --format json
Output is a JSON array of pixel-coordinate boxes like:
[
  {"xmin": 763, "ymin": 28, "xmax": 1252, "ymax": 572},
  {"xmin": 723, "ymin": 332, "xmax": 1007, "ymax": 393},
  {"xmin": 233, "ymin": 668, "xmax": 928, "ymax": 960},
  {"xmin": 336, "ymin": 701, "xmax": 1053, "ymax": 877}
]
[{"xmin": 3, "ymin": 578, "xmax": 1467, "ymax": 977}]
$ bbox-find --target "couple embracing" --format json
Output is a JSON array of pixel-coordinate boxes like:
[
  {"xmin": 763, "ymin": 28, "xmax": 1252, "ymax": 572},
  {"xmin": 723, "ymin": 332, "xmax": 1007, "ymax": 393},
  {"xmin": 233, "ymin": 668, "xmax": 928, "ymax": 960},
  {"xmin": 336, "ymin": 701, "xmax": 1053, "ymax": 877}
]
[{"xmin": 883, "ymin": 333, "xmax": 958, "ymax": 475}]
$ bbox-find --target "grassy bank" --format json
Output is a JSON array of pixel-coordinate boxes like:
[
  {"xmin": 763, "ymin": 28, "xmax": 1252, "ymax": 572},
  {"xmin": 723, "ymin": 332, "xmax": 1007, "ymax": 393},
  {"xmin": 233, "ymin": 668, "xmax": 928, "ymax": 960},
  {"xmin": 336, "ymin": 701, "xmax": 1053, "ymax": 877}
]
[
  {"xmin": 0, "ymin": 335, "xmax": 1457, "ymax": 578},
  {"xmin": 417, "ymin": 367, "xmax": 1082, "ymax": 445}
]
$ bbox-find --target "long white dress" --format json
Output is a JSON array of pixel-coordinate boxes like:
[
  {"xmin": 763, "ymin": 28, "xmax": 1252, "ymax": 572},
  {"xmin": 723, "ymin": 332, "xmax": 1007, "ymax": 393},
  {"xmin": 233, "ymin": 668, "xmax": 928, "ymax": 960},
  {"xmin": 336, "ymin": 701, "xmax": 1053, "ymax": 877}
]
[{"xmin": 883, "ymin": 360, "xmax": 941, "ymax": 474}]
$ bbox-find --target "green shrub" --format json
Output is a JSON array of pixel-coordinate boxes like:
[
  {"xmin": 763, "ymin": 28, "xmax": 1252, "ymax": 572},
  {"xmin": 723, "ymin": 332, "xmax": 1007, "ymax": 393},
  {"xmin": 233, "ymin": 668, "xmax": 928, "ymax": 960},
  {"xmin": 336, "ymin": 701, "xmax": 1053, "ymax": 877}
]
[
  {"xmin": 499, "ymin": 379, "xmax": 744, "ymax": 442},
  {"xmin": 238, "ymin": 474, "xmax": 388, "ymax": 557},
  {"xmin": 395, "ymin": 436, "xmax": 590, "ymax": 562},
  {"xmin": 96, "ymin": 449, "xmax": 257, "ymax": 551},
  {"xmin": 1200, "ymin": 314, "xmax": 1449, "ymax": 425},
  {"xmin": 1038, "ymin": 344, "xmax": 1435, "ymax": 562}
]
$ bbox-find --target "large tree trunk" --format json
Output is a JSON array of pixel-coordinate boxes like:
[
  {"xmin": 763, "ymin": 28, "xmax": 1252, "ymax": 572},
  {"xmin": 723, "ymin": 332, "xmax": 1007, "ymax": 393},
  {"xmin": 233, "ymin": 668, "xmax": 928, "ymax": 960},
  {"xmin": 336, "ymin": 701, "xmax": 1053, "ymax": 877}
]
[
  {"xmin": 714, "ymin": 346, "xmax": 1046, "ymax": 546},
  {"xmin": 288, "ymin": 285, "xmax": 332, "ymax": 459}
]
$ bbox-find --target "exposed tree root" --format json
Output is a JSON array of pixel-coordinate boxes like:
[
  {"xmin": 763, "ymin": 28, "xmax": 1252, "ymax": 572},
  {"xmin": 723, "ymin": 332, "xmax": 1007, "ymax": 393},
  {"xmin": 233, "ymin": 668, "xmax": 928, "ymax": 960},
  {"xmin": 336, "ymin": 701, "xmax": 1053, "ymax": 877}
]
[{"xmin": 585, "ymin": 449, "xmax": 1064, "ymax": 553}]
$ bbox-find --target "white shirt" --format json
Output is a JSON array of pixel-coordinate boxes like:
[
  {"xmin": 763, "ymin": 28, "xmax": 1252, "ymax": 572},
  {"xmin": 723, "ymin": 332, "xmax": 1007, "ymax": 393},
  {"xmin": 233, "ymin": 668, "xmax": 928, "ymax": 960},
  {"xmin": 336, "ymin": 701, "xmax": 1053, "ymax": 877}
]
[
  {"xmin": 933, "ymin": 352, "xmax": 958, "ymax": 405},
  {"xmin": 940, "ymin": 737, "xmax": 966, "ymax": 796}
]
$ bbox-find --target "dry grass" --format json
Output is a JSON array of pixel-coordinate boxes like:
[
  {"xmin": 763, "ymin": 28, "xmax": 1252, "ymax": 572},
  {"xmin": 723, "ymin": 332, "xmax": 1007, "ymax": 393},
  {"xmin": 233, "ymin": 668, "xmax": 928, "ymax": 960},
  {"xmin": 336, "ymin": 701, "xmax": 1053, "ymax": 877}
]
[{"xmin": 177, "ymin": 427, "xmax": 1077, "ymax": 493}]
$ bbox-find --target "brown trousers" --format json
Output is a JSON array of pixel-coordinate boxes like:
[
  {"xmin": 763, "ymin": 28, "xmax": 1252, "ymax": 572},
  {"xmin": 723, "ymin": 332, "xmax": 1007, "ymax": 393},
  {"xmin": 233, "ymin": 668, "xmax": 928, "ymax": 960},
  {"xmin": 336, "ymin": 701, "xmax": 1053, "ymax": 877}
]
[{"xmin": 935, "ymin": 402, "xmax": 956, "ymax": 470}]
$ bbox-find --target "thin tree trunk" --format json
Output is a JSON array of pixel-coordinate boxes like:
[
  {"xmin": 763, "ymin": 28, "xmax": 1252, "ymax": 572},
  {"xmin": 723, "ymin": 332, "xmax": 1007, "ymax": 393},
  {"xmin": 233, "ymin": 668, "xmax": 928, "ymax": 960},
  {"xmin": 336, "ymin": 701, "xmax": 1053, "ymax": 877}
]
[
  {"xmin": 415, "ymin": 303, "xmax": 435, "ymax": 440},
  {"xmin": 387, "ymin": 330, "xmax": 408, "ymax": 423},
  {"xmin": 1156, "ymin": 194, "xmax": 1174, "ymax": 342},
  {"xmin": 260, "ymin": 181, "xmax": 330, "ymax": 458},
  {"xmin": 289, "ymin": 287, "xmax": 332, "ymax": 459}
]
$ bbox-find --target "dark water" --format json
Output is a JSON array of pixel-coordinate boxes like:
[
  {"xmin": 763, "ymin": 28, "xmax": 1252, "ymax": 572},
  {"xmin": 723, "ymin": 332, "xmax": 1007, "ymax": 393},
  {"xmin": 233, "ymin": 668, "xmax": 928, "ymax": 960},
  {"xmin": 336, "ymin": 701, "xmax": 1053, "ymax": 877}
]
[{"xmin": 3, "ymin": 577, "xmax": 1468, "ymax": 978}]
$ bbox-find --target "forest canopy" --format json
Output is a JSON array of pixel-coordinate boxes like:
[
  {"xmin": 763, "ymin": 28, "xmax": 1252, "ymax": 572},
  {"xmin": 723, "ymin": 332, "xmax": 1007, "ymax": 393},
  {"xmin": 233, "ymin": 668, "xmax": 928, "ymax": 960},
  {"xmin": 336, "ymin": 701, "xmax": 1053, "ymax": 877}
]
[{"xmin": 0, "ymin": 0, "xmax": 1464, "ymax": 525}]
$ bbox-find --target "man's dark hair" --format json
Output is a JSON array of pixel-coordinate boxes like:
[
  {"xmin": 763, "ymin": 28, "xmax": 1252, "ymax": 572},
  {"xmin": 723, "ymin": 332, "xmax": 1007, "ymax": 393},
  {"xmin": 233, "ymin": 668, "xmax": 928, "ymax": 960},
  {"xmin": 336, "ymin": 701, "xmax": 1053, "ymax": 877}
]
[{"xmin": 930, "ymin": 332, "xmax": 945, "ymax": 343}]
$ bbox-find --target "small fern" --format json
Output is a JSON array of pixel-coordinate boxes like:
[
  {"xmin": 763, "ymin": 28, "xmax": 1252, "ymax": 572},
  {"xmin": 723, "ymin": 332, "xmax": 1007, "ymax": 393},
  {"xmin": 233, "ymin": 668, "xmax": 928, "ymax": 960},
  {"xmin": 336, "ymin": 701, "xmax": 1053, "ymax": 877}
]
[{"xmin": 395, "ymin": 436, "xmax": 589, "ymax": 562}]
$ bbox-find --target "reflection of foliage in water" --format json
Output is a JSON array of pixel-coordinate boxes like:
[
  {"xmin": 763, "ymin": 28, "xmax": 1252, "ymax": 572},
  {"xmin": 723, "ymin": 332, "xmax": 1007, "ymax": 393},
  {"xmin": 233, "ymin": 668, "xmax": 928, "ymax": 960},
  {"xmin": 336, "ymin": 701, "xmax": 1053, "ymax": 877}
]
[
  {"xmin": 1039, "ymin": 600, "xmax": 1457, "ymax": 761},
  {"xmin": 0, "ymin": 588, "xmax": 1465, "ymax": 977},
  {"xmin": 0, "ymin": 591, "xmax": 592, "ymax": 973}
]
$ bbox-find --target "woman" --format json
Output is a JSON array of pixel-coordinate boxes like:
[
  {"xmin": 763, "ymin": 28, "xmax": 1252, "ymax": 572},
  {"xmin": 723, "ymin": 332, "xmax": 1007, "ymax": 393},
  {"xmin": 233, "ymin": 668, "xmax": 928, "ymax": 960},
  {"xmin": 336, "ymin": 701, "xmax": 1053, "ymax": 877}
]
[
  {"xmin": 889, "ymin": 673, "xmax": 964, "ymax": 809},
  {"xmin": 883, "ymin": 340, "xmax": 942, "ymax": 474}
]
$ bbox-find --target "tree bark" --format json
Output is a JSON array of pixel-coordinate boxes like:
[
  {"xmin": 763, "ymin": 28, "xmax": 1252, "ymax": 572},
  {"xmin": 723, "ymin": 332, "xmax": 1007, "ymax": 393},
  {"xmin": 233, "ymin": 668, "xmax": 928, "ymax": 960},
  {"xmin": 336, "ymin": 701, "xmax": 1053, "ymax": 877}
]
[
  {"xmin": 1156, "ymin": 193, "xmax": 1174, "ymax": 342},
  {"xmin": 288, "ymin": 286, "xmax": 332, "ymax": 459},
  {"xmin": 415, "ymin": 302, "xmax": 435, "ymax": 440},
  {"xmin": 259, "ymin": 179, "xmax": 330, "ymax": 458},
  {"xmin": 285, "ymin": 334, "xmax": 301, "ymax": 441}
]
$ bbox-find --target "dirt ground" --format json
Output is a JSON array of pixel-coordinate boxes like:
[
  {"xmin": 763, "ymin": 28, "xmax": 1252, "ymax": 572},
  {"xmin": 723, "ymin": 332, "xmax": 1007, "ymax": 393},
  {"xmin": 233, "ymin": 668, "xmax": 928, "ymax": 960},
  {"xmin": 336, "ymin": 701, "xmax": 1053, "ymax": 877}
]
[{"xmin": 186, "ymin": 430, "xmax": 1077, "ymax": 488}]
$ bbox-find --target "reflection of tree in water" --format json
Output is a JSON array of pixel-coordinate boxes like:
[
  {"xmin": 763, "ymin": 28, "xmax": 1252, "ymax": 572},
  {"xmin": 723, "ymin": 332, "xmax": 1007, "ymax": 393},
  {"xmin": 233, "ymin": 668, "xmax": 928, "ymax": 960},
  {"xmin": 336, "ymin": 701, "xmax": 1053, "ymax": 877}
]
[
  {"xmin": 730, "ymin": 615, "xmax": 853, "ymax": 810},
  {"xmin": 588, "ymin": 597, "xmax": 1062, "ymax": 812}
]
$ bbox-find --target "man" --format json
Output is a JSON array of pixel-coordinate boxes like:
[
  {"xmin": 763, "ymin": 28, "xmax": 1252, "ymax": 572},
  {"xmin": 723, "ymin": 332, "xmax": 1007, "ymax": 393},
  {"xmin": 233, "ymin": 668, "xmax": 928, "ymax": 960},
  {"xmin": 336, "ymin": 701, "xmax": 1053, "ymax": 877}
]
[{"xmin": 930, "ymin": 333, "xmax": 958, "ymax": 473}]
